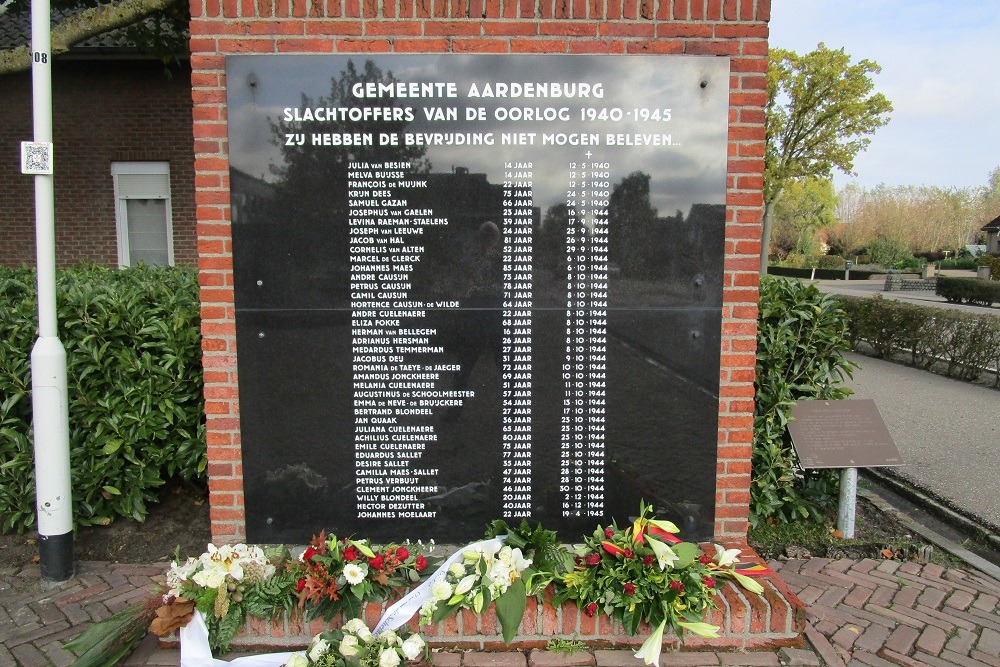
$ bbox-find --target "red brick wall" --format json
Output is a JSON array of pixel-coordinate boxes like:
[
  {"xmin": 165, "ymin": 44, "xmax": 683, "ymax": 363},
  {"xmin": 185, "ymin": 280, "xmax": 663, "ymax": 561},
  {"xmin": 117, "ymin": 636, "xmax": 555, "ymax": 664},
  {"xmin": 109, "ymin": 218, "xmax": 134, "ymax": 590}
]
[
  {"xmin": 0, "ymin": 61, "xmax": 196, "ymax": 268},
  {"xmin": 192, "ymin": 0, "xmax": 769, "ymax": 543}
]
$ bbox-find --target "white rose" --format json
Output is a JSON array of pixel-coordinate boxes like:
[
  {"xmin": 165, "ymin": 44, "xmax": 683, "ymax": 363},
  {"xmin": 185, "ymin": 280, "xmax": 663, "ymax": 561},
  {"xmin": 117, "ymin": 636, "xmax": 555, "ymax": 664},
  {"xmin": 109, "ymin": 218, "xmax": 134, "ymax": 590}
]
[
  {"xmin": 401, "ymin": 634, "xmax": 426, "ymax": 660},
  {"xmin": 380, "ymin": 648, "xmax": 402, "ymax": 667},
  {"xmin": 344, "ymin": 618, "xmax": 368, "ymax": 634},
  {"xmin": 344, "ymin": 563, "xmax": 368, "ymax": 586},
  {"xmin": 380, "ymin": 629, "xmax": 399, "ymax": 646},
  {"xmin": 308, "ymin": 638, "xmax": 330, "ymax": 662},
  {"xmin": 284, "ymin": 652, "xmax": 308, "ymax": 667},
  {"xmin": 355, "ymin": 626, "xmax": 374, "ymax": 643},
  {"xmin": 339, "ymin": 634, "xmax": 360, "ymax": 657}
]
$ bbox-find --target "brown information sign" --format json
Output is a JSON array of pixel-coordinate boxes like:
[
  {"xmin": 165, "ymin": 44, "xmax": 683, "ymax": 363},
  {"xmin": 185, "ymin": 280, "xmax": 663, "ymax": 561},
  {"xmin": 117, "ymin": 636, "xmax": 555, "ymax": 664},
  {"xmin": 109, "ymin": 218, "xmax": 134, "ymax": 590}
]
[{"xmin": 788, "ymin": 399, "xmax": 903, "ymax": 469}]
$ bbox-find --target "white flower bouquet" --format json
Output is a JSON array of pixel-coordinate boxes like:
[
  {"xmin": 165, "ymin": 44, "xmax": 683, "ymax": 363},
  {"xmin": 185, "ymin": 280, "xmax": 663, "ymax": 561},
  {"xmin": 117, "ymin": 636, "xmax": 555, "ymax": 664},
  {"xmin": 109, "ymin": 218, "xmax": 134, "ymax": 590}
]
[{"xmin": 284, "ymin": 619, "xmax": 427, "ymax": 667}]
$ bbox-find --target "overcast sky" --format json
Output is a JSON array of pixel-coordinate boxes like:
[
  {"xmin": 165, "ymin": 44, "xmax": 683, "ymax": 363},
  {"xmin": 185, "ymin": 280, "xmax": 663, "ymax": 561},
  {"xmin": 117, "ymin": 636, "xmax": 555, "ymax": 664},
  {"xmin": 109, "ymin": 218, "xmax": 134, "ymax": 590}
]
[{"xmin": 768, "ymin": 0, "xmax": 1000, "ymax": 191}]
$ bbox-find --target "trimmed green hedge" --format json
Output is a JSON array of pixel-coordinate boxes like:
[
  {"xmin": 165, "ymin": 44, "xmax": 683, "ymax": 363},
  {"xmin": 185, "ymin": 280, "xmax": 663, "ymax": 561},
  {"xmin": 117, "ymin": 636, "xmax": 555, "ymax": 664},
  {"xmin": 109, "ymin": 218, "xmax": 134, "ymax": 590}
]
[
  {"xmin": 976, "ymin": 256, "xmax": 1000, "ymax": 281},
  {"xmin": 0, "ymin": 264, "xmax": 206, "ymax": 533},
  {"xmin": 752, "ymin": 277, "xmax": 855, "ymax": 525},
  {"xmin": 836, "ymin": 294, "xmax": 1000, "ymax": 386},
  {"xmin": 767, "ymin": 266, "xmax": 883, "ymax": 281},
  {"xmin": 936, "ymin": 276, "xmax": 1000, "ymax": 306}
]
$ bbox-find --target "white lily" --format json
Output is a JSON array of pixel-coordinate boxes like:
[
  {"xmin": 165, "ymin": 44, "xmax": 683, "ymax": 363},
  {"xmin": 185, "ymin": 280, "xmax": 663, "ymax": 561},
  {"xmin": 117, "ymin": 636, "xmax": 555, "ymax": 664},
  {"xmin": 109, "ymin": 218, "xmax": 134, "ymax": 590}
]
[
  {"xmin": 633, "ymin": 618, "xmax": 666, "ymax": 666},
  {"xmin": 677, "ymin": 621, "xmax": 720, "ymax": 638},
  {"xmin": 713, "ymin": 545, "xmax": 742, "ymax": 568},
  {"xmin": 729, "ymin": 571, "xmax": 765, "ymax": 595},
  {"xmin": 454, "ymin": 573, "xmax": 479, "ymax": 596},
  {"xmin": 646, "ymin": 536, "xmax": 679, "ymax": 571}
]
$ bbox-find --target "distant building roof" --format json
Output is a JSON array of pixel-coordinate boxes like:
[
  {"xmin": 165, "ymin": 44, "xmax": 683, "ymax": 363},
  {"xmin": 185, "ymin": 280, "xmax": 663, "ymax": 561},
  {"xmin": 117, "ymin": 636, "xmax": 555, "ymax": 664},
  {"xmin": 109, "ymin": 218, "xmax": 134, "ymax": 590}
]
[{"xmin": 983, "ymin": 214, "xmax": 1000, "ymax": 232}]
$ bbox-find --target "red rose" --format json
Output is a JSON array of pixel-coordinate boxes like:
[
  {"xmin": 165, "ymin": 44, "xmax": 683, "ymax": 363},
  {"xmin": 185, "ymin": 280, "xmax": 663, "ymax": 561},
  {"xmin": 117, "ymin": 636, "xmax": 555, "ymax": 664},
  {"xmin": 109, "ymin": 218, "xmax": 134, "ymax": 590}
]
[
  {"xmin": 302, "ymin": 547, "xmax": 318, "ymax": 562},
  {"xmin": 396, "ymin": 546, "xmax": 409, "ymax": 561},
  {"xmin": 295, "ymin": 578, "xmax": 306, "ymax": 592},
  {"xmin": 604, "ymin": 528, "xmax": 615, "ymax": 539},
  {"xmin": 369, "ymin": 554, "xmax": 385, "ymax": 570},
  {"xmin": 699, "ymin": 554, "xmax": 712, "ymax": 565},
  {"xmin": 584, "ymin": 602, "xmax": 598, "ymax": 617},
  {"xmin": 624, "ymin": 549, "xmax": 634, "ymax": 559},
  {"xmin": 643, "ymin": 555, "xmax": 655, "ymax": 567},
  {"xmin": 624, "ymin": 582, "xmax": 636, "ymax": 596},
  {"xmin": 585, "ymin": 553, "xmax": 601, "ymax": 567},
  {"xmin": 415, "ymin": 555, "xmax": 427, "ymax": 572},
  {"xmin": 343, "ymin": 545, "xmax": 359, "ymax": 562},
  {"xmin": 703, "ymin": 576, "xmax": 717, "ymax": 589}
]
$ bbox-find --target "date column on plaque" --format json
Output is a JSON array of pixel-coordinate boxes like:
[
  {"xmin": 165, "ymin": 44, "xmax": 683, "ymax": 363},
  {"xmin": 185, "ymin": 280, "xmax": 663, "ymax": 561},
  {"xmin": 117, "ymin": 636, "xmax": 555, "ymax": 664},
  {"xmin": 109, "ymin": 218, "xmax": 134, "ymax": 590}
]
[
  {"xmin": 348, "ymin": 160, "xmax": 462, "ymax": 522},
  {"xmin": 561, "ymin": 151, "xmax": 607, "ymax": 518},
  {"xmin": 501, "ymin": 161, "xmax": 534, "ymax": 519}
]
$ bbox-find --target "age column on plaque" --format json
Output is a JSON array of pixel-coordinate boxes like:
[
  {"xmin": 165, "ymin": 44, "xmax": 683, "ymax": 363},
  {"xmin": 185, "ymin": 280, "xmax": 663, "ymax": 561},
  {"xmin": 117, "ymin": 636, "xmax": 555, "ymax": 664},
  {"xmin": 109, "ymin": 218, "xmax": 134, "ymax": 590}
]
[
  {"xmin": 501, "ymin": 161, "xmax": 534, "ymax": 519},
  {"xmin": 560, "ymin": 152, "xmax": 607, "ymax": 518},
  {"xmin": 348, "ymin": 160, "xmax": 459, "ymax": 520}
]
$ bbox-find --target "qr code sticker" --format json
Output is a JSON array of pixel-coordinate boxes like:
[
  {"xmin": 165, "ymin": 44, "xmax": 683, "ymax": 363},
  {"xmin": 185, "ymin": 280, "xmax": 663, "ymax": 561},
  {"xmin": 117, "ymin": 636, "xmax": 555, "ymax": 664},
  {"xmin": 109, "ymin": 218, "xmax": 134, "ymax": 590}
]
[{"xmin": 21, "ymin": 141, "xmax": 53, "ymax": 174}]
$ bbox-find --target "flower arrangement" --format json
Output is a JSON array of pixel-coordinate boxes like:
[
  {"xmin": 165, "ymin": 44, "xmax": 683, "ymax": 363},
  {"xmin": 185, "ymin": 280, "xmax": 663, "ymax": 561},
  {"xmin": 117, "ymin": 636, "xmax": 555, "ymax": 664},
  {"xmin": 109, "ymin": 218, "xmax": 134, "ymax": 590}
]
[
  {"xmin": 284, "ymin": 619, "xmax": 427, "ymax": 667},
  {"xmin": 552, "ymin": 502, "xmax": 764, "ymax": 665},
  {"xmin": 418, "ymin": 539, "xmax": 532, "ymax": 642},
  {"xmin": 158, "ymin": 543, "xmax": 299, "ymax": 652},
  {"xmin": 295, "ymin": 531, "xmax": 433, "ymax": 621}
]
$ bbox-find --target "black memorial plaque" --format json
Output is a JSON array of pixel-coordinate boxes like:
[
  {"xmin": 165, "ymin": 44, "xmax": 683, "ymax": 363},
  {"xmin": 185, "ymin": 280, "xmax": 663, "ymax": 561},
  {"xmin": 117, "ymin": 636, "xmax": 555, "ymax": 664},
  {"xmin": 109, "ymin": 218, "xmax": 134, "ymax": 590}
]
[
  {"xmin": 788, "ymin": 399, "xmax": 903, "ymax": 469},
  {"xmin": 225, "ymin": 55, "xmax": 731, "ymax": 543}
]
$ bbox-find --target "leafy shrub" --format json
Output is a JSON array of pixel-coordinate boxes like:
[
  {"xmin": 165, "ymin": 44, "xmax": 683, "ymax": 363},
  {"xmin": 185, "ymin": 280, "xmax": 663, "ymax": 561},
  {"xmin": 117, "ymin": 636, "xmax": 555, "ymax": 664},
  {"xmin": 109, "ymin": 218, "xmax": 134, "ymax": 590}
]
[
  {"xmin": 752, "ymin": 277, "xmax": 855, "ymax": 525},
  {"xmin": 865, "ymin": 235, "xmax": 912, "ymax": 267},
  {"xmin": 938, "ymin": 258, "xmax": 978, "ymax": 270},
  {"xmin": 0, "ymin": 264, "xmax": 206, "ymax": 533},
  {"xmin": 814, "ymin": 255, "xmax": 846, "ymax": 270},
  {"xmin": 936, "ymin": 276, "xmax": 1000, "ymax": 306},
  {"xmin": 836, "ymin": 295, "xmax": 1000, "ymax": 385},
  {"xmin": 977, "ymin": 255, "xmax": 1000, "ymax": 281}
]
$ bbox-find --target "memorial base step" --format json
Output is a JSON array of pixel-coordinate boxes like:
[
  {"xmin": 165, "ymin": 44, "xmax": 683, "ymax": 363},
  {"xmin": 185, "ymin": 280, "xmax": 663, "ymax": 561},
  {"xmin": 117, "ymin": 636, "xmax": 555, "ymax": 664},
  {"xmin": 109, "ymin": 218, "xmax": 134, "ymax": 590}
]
[{"xmin": 166, "ymin": 546, "xmax": 805, "ymax": 654}]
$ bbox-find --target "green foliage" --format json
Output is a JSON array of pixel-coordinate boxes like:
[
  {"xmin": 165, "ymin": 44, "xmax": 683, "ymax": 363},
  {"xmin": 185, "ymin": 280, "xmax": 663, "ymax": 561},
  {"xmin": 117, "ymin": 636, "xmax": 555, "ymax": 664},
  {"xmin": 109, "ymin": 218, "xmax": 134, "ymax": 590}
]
[
  {"xmin": 977, "ymin": 255, "xmax": 1000, "ymax": 280},
  {"xmin": 865, "ymin": 234, "xmax": 913, "ymax": 267},
  {"xmin": 0, "ymin": 264, "xmax": 205, "ymax": 533},
  {"xmin": 772, "ymin": 177, "xmax": 838, "ymax": 256},
  {"xmin": 762, "ymin": 43, "xmax": 892, "ymax": 271},
  {"xmin": 753, "ymin": 277, "xmax": 856, "ymax": 525},
  {"xmin": 836, "ymin": 295, "xmax": 1000, "ymax": 386},
  {"xmin": 936, "ymin": 276, "xmax": 1000, "ymax": 307}
]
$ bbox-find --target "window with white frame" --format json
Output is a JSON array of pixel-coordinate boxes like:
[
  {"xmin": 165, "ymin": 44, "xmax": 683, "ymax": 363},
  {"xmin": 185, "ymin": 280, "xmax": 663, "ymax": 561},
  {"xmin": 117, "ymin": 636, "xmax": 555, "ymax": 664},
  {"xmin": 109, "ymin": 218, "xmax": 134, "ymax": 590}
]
[{"xmin": 111, "ymin": 162, "xmax": 174, "ymax": 267}]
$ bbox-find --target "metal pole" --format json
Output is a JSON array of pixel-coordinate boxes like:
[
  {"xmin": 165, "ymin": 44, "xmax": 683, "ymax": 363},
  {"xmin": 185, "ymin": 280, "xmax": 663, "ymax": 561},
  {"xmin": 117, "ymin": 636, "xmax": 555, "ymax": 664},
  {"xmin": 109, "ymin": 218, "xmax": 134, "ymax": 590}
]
[
  {"xmin": 29, "ymin": 0, "xmax": 74, "ymax": 584},
  {"xmin": 837, "ymin": 467, "xmax": 858, "ymax": 539}
]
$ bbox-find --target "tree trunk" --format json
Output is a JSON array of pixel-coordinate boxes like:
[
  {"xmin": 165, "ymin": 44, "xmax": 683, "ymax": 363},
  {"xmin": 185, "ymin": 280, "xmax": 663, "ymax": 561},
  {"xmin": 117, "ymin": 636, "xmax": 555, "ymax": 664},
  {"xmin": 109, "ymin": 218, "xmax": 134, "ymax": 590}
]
[{"xmin": 759, "ymin": 198, "xmax": 776, "ymax": 276}]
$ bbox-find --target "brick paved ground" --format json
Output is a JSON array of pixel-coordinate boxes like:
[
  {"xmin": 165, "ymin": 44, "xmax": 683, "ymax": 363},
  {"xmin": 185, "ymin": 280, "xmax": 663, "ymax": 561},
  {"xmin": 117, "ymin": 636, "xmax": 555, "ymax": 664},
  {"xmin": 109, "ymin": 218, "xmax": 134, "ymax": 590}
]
[
  {"xmin": 770, "ymin": 558, "xmax": 1000, "ymax": 667},
  {"xmin": 1, "ymin": 558, "xmax": 997, "ymax": 666}
]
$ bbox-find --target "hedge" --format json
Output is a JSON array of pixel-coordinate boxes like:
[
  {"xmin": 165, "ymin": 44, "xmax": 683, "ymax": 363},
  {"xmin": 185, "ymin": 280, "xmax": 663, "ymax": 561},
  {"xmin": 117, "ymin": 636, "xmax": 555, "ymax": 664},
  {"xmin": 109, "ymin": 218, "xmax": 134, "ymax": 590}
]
[
  {"xmin": 977, "ymin": 256, "xmax": 1000, "ymax": 281},
  {"xmin": 0, "ymin": 264, "xmax": 206, "ymax": 533},
  {"xmin": 766, "ymin": 266, "xmax": 883, "ymax": 281},
  {"xmin": 752, "ymin": 277, "xmax": 855, "ymax": 525},
  {"xmin": 936, "ymin": 275, "xmax": 1000, "ymax": 307},
  {"xmin": 836, "ymin": 294, "xmax": 1000, "ymax": 387}
]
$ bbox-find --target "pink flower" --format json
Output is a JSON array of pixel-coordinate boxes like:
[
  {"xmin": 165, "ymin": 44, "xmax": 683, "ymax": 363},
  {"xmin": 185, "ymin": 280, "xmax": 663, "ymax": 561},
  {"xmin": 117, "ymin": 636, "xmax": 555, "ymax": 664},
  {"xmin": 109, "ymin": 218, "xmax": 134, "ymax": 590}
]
[
  {"xmin": 604, "ymin": 528, "xmax": 615, "ymax": 539},
  {"xmin": 415, "ymin": 555, "xmax": 427, "ymax": 571},
  {"xmin": 624, "ymin": 582, "xmax": 636, "ymax": 596},
  {"xmin": 643, "ymin": 555, "xmax": 655, "ymax": 567},
  {"xmin": 585, "ymin": 553, "xmax": 601, "ymax": 567},
  {"xmin": 396, "ymin": 546, "xmax": 409, "ymax": 561},
  {"xmin": 624, "ymin": 549, "xmax": 634, "ymax": 559},
  {"xmin": 584, "ymin": 602, "xmax": 598, "ymax": 617},
  {"xmin": 699, "ymin": 554, "xmax": 712, "ymax": 565},
  {"xmin": 702, "ymin": 576, "xmax": 717, "ymax": 589},
  {"xmin": 669, "ymin": 580, "xmax": 685, "ymax": 594}
]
